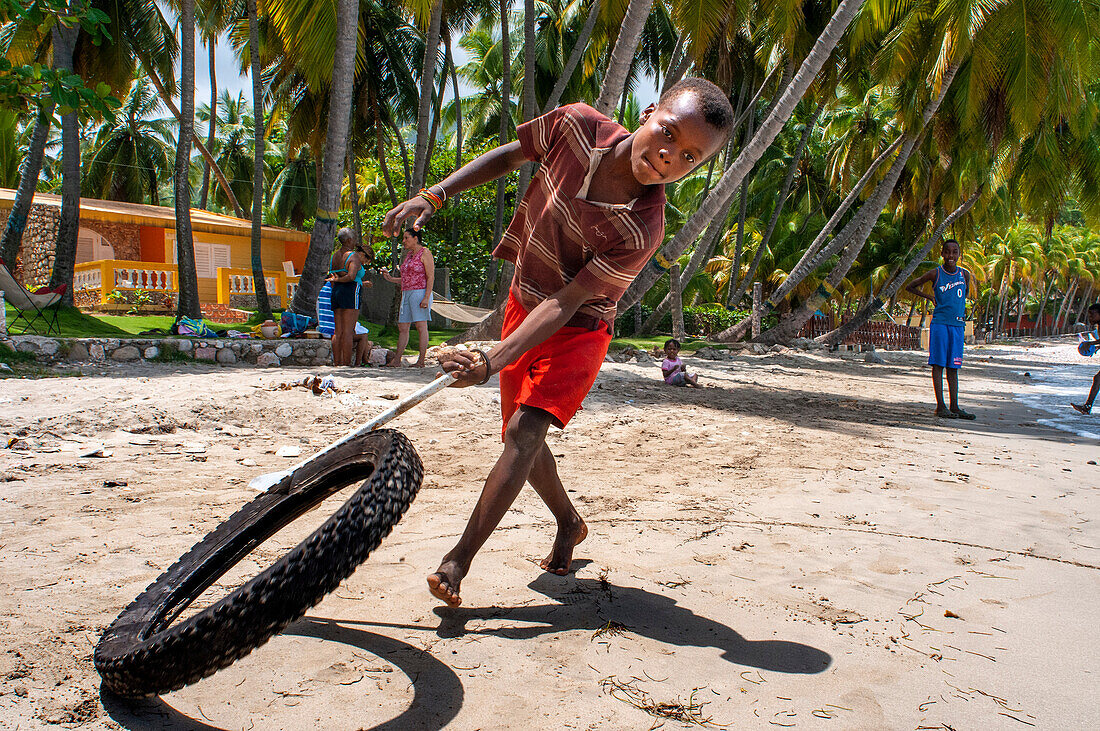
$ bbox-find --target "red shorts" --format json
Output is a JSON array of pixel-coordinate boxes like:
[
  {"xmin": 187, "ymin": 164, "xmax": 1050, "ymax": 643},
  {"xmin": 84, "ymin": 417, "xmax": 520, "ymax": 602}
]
[{"xmin": 498, "ymin": 292, "xmax": 612, "ymax": 440}]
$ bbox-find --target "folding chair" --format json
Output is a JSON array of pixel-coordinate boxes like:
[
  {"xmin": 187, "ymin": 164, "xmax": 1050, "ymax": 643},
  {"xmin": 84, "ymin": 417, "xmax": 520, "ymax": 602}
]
[{"xmin": 0, "ymin": 257, "xmax": 66, "ymax": 336}]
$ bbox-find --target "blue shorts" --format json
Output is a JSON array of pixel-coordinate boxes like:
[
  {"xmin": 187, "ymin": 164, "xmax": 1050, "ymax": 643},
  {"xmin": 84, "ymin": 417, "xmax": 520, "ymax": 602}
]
[
  {"xmin": 398, "ymin": 288, "xmax": 432, "ymax": 324},
  {"xmin": 330, "ymin": 281, "xmax": 361, "ymax": 311},
  {"xmin": 928, "ymin": 323, "xmax": 964, "ymax": 368}
]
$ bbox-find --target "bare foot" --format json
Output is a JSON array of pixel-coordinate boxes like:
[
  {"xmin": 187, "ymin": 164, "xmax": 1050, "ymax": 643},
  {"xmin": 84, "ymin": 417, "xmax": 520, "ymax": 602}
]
[
  {"xmin": 540, "ymin": 518, "xmax": 588, "ymax": 576},
  {"xmin": 427, "ymin": 560, "xmax": 465, "ymax": 607},
  {"xmin": 383, "ymin": 358, "xmax": 402, "ymax": 368},
  {"xmin": 412, "ymin": 361, "xmax": 426, "ymax": 368}
]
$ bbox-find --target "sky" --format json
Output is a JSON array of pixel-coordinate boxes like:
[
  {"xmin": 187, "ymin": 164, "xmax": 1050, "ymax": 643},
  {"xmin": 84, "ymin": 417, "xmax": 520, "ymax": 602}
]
[{"xmin": 186, "ymin": 29, "xmax": 660, "ymax": 123}]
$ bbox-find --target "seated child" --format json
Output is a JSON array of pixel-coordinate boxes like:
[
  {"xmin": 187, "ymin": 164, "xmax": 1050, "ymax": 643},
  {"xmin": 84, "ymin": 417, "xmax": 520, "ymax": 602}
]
[{"xmin": 661, "ymin": 338, "xmax": 699, "ymax": 387}]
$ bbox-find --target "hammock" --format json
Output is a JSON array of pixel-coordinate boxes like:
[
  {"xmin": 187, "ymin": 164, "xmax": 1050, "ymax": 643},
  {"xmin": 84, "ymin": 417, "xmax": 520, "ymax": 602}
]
[{"xmin": 431, "ymin": 297, "xmax": 492, "ymax": 323}]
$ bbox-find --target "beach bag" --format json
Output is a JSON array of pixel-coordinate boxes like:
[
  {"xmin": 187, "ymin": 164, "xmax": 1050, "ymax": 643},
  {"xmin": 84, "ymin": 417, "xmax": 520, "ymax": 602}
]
[
  {"xmin": 280, "ymin": 311, "xmax": 316, "ymax": 337},
  {"xmin": 177, "ymin": 317, "xmax": 218, "ymax": 338}
]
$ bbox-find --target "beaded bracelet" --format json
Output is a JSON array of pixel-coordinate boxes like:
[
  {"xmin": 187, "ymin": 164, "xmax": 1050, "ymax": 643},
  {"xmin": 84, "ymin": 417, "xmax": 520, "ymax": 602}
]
[{"xmin": 471, "ymin": 348, "xmax": 492, "ymax": 385}]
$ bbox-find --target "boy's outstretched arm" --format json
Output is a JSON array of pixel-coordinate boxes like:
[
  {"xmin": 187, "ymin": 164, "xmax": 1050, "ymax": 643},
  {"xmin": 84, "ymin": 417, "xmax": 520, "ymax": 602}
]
[
  {"xmin": 442, "ymin": 278, "xmax": 595, "ymax": 387},
  {"xmin": 905, "ymin": 270, "xmax": 937, "ymax": 304},
  {"xmin": 383, "ymin": 141, "xmax": 527, "ymax": 236}
]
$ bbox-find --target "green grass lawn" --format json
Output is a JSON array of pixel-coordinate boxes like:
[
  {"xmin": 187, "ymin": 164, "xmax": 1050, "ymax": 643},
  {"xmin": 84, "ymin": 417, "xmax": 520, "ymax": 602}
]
[
  {"xmin": 5, "ymin": 304, "xmax": 699, "ymax": 354},
  {"xmin": 3, "ymin": 305, "xmax": 244, "ymax": 338}
]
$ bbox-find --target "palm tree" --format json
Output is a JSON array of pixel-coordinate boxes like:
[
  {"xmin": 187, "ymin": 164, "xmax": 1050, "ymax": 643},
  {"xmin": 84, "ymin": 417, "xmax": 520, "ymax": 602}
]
[
  {"xmin": 47, "ymin": 20, "xmax": 80, "ymax": 305},
  {"xmin": 0, "ymin": 105, "xmax": 52, "ymax": 266},
  {"xmin": 594, "ymin": 0, "xmax": 654, "ymax": 115},
  {"xmin": 270, "ymin": 144, "xmax": 317, "ymax": 229},
  {"xmin": 82, "ymin": 75, "xmax": 174, "ymax": 204},
  {"xmin": 619, "ymin": 0, "xmax": 868, "ymax": 313},
  {"xmin": 286, "ymin": 0, "xmax": 359, "ymax": 317},
  {"xmin": 176, "ymin": 0, "xmax": 201, "ymax": 320},
  {"xmin": 247, "ymin": 0, "xmax": 270, "ymax": 314},
  {"xmin": 198, "ymin": 92, "xmax": 258, "ymax": 212}
]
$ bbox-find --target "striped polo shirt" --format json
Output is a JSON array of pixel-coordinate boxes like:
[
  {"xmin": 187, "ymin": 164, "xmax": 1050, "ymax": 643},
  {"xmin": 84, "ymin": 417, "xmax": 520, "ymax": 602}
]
[{"xmin": 495, "ymin": 103, "xmax": 666, "ymax": 326}]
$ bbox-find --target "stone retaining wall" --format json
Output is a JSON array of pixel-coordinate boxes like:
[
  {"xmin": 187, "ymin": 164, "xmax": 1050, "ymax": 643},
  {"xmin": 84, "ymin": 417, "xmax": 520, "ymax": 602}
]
[{"xmin": 6, "ymin": 334, "xmax": 333, "ymax": 367}]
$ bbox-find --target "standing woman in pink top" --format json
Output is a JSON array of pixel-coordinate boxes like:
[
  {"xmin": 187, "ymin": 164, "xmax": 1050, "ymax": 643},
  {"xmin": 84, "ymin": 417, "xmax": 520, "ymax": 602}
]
[{"xmin": 382, "ymin": 227, "xmax": 434, "ymax": 367}]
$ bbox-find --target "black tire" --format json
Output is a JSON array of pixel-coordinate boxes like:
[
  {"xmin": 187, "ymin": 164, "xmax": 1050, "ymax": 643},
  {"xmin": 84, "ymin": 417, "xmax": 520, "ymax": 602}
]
[{"xmin": 94, "ymin": 429, "xmax": 422, "ymax": 698}]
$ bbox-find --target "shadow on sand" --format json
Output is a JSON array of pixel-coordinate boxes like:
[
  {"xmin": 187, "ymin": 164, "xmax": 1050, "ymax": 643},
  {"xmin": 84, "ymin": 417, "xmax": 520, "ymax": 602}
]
[
  {"xmin": 99, "ymin": 617, "xmax": 463, "ymax": 731},
  {"xmin": 427, "ymin": 569, "xmax": 831, "ymax": 674}
]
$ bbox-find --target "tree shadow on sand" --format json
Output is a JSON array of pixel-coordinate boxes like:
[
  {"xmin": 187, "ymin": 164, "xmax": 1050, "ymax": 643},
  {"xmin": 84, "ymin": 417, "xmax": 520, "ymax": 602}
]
[
  {"xmin": 99, "ymin": 617, "xmax": 463, "ymax": 731},
  {"xmin": 432, "ymin": 565, "xmax": 831, "ymax": 674}
]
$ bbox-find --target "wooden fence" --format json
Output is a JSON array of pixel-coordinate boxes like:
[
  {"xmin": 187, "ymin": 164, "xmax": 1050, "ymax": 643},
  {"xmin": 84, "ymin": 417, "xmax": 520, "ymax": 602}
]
[{"xmin": 798, "ymin": 314, "xmax": 922, "ymax": 350}]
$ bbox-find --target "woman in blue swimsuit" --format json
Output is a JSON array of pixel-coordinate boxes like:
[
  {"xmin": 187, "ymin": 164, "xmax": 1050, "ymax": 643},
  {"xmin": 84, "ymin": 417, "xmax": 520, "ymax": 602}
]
[{"xmin": 325, "ymin": 228, "xmax": 371, "ymax": 366}]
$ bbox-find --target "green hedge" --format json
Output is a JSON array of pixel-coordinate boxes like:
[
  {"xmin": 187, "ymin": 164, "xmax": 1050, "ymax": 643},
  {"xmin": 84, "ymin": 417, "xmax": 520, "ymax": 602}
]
[{"xmin": 617, "ymin": 303, "xmax": 757, "ymax": 337}]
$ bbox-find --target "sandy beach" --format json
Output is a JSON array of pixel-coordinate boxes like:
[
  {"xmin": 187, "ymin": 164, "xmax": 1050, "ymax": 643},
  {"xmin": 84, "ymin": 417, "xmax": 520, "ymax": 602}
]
[{"xmin": 1, "ymin": 338, "xmax": 1097, "ymax": 729}]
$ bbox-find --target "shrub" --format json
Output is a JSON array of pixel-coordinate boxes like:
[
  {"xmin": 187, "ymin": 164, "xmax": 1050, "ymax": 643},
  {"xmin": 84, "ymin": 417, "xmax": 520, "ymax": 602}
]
[{"xmin": 617, "ymin": 303, "xmax": 753, "ymax": 337}]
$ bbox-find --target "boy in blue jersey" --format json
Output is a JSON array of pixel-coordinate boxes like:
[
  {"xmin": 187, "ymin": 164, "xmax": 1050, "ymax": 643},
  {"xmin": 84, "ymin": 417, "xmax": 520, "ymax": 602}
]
[{"xmin": 906, "ymin": 239, "xmax": 975, "ymax": 419}]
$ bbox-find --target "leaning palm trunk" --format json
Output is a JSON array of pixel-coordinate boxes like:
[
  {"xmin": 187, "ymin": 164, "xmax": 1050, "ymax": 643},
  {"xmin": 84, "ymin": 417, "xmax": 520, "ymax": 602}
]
[
  {"xmin": 727, "ymin": 115, "xmax": 754, "ymax": 300},
  {"xmin": 175, "ymin": 0, "xmax": 201, "ymax": 319},
  {"xmin": 1074, "ymin": 284, "xmax": 1093, "ymax": 327},
  {"xmin": 412, "ymin": 0, "xmax": 444, "ymax": 193},
  {"xmin": 728, "ymin": 100, "xmax": 823, "ymax": 307},
  {"xmin": 288, "ymin": 0, "xmax": 359, "ymax": 316},
  {"xmin": 48, "ymin": 22, "xmax": 80, "ymax": 306},
  {"xmin": 199, "ymin": 39, "xmax": 217, "ymax": 210},
  {"xmin": 479, "ymin": 0, "xmax": 514, "ymax": 308},
  {"xmin": 595, "ymin": 0, "xmax": 656, "ymax": 116},
  {"xmin": 661, "ymin": 34, "xmax": 692, "ymax": 95},
  {"xmin": 141, "ymin": 57, "xmax": 244, "ymax": 218},
  {"xmin": 754, "ymin": 63, "xmax": 959, "ymax": 346},
  {"xmin": 447, "ymin": 38, "xmax": 463, "ymax": 246},
  {"xmin": 249, "ymin": 0, "xmax": 271, "ymax": 316},
  {"xmin": 818, "ymin": 186, "xmax": 982, "ymax": 345},
  {"xmin": 543, "ymin": 0, "xmax": 601, "ymax": 112},
  {"xmin": 1, "ymin": 104, "xmax": 53, "ymax": 267},
  {"xmin": 1013, "ymin": 286, "xmax": 1028, "ymax": 333},
  {"xmin": 640, "ymin": 190, "xmax": 740, "ymax": 333},
  {"xmin": 516, "ymin": 0, "xmax": 538, "ymax": 200},
  {"xmin": 618, "ymin": 0, "xmax": 867, "ymax": 313},
  {"xmin": 1056, "ymin": 279, "xmax": 1078, "ymax": 334},
  {"xmin": 710, "ymin": 134, "xmax": 903, "ymax": 342}
]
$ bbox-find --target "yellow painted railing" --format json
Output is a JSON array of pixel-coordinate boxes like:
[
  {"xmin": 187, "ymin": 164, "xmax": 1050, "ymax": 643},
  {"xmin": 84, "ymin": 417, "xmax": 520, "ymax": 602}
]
[
  {"xmin": 216, "ymin": 267, "xmax": 300, "ymax": 305},
  {"xmin": 74, "ymin": 259, "xmax": 178, "ymax": 304}
]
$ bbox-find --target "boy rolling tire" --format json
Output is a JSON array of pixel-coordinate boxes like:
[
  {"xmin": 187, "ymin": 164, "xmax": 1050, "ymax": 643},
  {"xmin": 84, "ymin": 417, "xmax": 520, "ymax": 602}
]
[{"xmin": 94, "ymin": 429, "xmax": 422, "ymax": 698}]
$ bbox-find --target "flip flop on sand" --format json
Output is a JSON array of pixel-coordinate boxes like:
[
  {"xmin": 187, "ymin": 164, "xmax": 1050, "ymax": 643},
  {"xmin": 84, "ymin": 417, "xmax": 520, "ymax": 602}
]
[
  {"xmin": 951, "ymin": 408, "xmax": 976, "ymax": 420},
  {"xmin": 935, "ymin": 407, "xmax": 958, "ymax": 419},
  {"xmin": 1071, "ymin": 402, "xmax": 1092, "ymax": 415}
]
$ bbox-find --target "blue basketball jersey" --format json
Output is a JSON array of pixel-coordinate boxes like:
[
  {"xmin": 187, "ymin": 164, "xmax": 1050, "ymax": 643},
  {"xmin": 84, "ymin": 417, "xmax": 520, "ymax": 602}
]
[{"xmin": 931, "ymin": 266, "xmax": 967, "ymax": 327}]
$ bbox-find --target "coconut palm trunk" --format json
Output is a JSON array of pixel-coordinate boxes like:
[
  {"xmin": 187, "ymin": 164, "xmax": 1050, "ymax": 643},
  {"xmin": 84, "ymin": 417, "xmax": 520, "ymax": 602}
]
[
  {"xmin": 728, "ymin": 100, "xmax": 823, "ymax": 307},
  {"xmin": 710, "ymin": 133, "xmax": 904, "ymax": 342},
  {"xmin": 516, "ymin": 0, "xmax": 538, "ymax": 200},
  {"xmin": 199, "ymin": 38, "xmax": 216, "ymax": 210},
  {"xmin": 1, "ymin": 104, "xmax": 53, "ymax": 267},
  {"xmin": 412, "ymin": 0, "xmax": 444, "ymax": 194},
  {"xmin": 447, "ymin": 37, "xmax": 463, "ymax": 247},
  {"xmin": 479, "ymin": 0, "xmax": 514, "ymax": 308},
  {"xmin": 617, "ymin": 0, "xmax": 867, "ymax": 313},
  {"xmin": 595, "ymin": 0, "xmax": 655, "ymax": 116},
  {"xmin": 543, "ymin": 0, "xmax": 601, "ymax": 112},
  {"xmin": 288, "ymin": 0, "xmax": 359, "ymax": 316},
  {"xmin": 248, "ymin": 0, "xmax": 271, "ymax": 315},
  {"xmin": 640, "ymin": 191, "xmax": 739, "ymax": 333},
  {"xmin": 754, "ymin": 63, "xmax": 959, "ymax": 346},
  {"xmin": 818, "ymin": 186, "xmax": 982, "ymax": 345},
  {"xmin": 175, "ymin": 0, "xmax": 201, "ymax": 319},
  {"xmin": 48, "ymin": 21, "xmax": 81, "ymax": 306}
]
